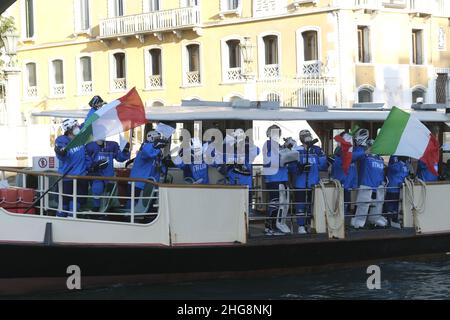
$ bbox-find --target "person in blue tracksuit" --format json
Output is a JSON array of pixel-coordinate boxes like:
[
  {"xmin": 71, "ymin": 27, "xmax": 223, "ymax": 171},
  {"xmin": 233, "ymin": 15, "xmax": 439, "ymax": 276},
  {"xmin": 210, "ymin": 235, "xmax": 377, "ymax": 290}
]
[
  {"xmin": 263, "ymin": 125, "xmax": 290, "ymax": 235},
  {"xmin": 352, "ymin": 129, "xmax": 388, "ymax": 229},
  {"xmin": 85, "ymin": 140, "xmax": 131, "ymax": 211},
  {"xmin": 54, "ymin": 119, "xmax": 92, "ymax": 217},
  {"xmin": 128, "ymin": 131, "xmax": 167, "ymax": 206},
  {"xmin": 331, "ymin": 132, "xmax": 366, "ymax": 215},
  {"xmin": 177, "ymin": 138, "xmax": 210, "ymax": 184},
  {"xmin": 384, "ymin": 156, "xmax": 412, "ymax": 226},
  {"xmin": 224, "ymin": 129, "xmax": 260, "ymax": 189},
  {"xmin": 83, "ymin": 95, "xmax": 106, "ymax": 126},
  {"xmin": 291, "ymin": 130, "xmax": 328, "ymax": 234},
  {"xmin": 417, "ymin": 160, "xmax": 439, "ymax": 182}
]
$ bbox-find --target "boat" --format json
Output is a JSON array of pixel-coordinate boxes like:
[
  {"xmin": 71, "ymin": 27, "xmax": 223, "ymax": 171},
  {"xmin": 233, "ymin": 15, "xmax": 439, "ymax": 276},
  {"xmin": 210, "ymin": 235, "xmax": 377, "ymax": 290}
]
[{"xmin": 1, "ymin": 102, "xmax": 450, "ymax": 295}]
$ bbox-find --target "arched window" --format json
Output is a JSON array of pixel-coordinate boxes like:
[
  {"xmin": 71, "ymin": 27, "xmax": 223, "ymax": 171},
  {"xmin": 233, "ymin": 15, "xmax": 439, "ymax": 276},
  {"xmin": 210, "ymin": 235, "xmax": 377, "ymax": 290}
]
[
  {"xmin": 260, "ymin": 34, "xmax": 280, "ymax": 79},
  {"xmin": 51, "ymin": 59, "xmax": 64, "ymax": 97},
  {"xmin": 267, "ymin": 92, "xmax": 280, "ymax": 102},
  {"xmin": 358, "ymin": 87, "xmax": 373, "ymax": 103},
  {"xmin": 25, "ymin": 62, "xmax": 37, "ymax": 98},
  {"xmin": 296, "ymin": 27, "xmax": 321, "ymax": 78},
  {"xmin": 146, "ymin": 48, "xmax": 162, "ymax": 89},
  {"xmin": 79, "ymin": 56, "xmax": 92, "ymax": 94},
  {"xmin": 302, "ymin": 31, "xmax": 318, "ymax": 62},
  {"xmin": 112, "ymin": 52, "xmax": 127, "ymax": 91},
  {"xmin": 184, "ymin": 44, "xmax": 201, "ymax": 85},
  {"xmin": 222, "ymin": 38, "xmax": 243, "ymax": 82},
  {"xmin": 412, "ymin": 88, "xmax": 426, "ymax": 104},
  {"xmin": 152, "ymin": 101, "xmax": 164, "ymax": 107}
]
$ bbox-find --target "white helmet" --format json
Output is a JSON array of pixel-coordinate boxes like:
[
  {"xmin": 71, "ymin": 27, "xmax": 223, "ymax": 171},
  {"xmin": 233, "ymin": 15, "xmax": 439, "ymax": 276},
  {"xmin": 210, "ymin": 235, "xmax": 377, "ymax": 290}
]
[
  {"xmin": 233, "ymin": 128, "xmax": 246, "ymax": 144},
  {"xmin": 266, "ymin": 125, "xmax": 281, "ymax": 138},
  {"xmin": 354, "ymin": 129, "xmax": 370, "ymax": 147},
  {"xmin": 147, "ymin": 130, "xmax": 161, "ymax": 143},
  {"xmin": 61, "ymin": 119, "xmax": 79, "ymax": 133}
]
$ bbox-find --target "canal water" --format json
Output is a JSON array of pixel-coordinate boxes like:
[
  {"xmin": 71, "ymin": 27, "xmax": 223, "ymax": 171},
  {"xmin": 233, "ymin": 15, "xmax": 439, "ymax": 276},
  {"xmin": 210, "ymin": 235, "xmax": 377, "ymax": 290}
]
[{"xmin": 20, "ymin": 255, "xmax": 450, "ymax": 300}]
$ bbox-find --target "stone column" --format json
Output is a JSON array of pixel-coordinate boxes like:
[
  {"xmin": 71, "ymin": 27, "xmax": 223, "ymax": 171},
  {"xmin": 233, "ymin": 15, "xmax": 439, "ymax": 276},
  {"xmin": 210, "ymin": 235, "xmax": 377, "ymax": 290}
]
[{"xmin": 3, "ymin": 66, "xmax": 22, "ymax": 127}]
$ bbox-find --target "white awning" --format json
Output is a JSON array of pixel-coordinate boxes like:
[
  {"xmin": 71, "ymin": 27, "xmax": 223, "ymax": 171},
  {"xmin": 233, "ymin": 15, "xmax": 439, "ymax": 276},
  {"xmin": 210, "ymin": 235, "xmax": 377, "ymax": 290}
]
[{"xmin": 32, "ymin": 106, "xmax": 450, "ymax": 123}]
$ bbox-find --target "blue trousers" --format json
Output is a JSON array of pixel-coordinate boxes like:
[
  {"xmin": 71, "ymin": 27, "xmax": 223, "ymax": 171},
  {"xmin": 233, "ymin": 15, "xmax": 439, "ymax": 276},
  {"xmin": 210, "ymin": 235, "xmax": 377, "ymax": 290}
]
[
  {"xmin": 295, "ymin": 189, "xmax": 312, "ymax": 227},
  {"xmin": 384, "ymin": 192, "xmax": 400, "ymax": 222},
  {"xmin": 59, "ymin": 179, "xmax": 88, "ymax": 217}
]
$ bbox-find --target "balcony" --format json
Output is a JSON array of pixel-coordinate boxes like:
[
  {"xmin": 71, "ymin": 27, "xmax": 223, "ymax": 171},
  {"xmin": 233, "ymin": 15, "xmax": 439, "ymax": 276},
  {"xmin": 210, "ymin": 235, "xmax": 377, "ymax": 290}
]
[
  {"xmin": 113, "ymin": 78, "xmax": 127, "ymax": 91},
  {"xmin": 80, "ymin": 81, "xmax": 93, "ymax": 95},
  {"xmin": 225, "ymin": 67, "xmax": 244, "ymax": 82},
  {"xmin": 185, "ymin": 71, "xmax": 201, "ymax": 86},
  {"xmin": 26, "ymin": 86, "xmax": 38, "ymax": 99},
  {"xmin": 301, "ymin": 61, "xmax": 323, "ymax": 78},
  {"xmin": 263, "ymin": 64, "xmax": 280, "ymax": 80},
  {"xmin": 147, "ymin": 75, "xmax": 163, "ymax": 89},
  {"xmin": 99, "ymin": 6, "xmax": 201, "ymax": 40},
  {"xmin": 51, "ymin": 84, "xmax": 65, "ymax": 97}
]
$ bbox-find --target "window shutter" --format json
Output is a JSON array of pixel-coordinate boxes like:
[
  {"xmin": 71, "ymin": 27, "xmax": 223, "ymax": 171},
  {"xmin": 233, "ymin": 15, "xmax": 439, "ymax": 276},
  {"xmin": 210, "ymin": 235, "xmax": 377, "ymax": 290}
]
[
  {"xmin": 108, "ymin": 0, "xmax": 115, "ymax": 17},
  {"xmin": 363, "ymin": 27, "xmax": 370, "ymax": 63},
  {"xmin": 73, "ymin": 0, "xmax": 81, "ymax": 32}
]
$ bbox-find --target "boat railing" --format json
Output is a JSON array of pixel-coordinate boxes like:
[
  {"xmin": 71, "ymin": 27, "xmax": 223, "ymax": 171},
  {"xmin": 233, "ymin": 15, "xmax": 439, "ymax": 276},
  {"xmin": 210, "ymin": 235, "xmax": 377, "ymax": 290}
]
[
  {"xmin": 248, "ymin": 184, "xmax": 406, "ymax": 236},
  {"xmin": 0, "ymin": 167, "xmax": 162, "ymax": 225}
]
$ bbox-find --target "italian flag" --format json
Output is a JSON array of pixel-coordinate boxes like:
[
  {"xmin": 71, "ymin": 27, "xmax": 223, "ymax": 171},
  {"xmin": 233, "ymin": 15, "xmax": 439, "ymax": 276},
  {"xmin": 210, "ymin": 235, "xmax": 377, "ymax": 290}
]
[
  {"xmin": 371, "ymin": 107, "xmax": 440, "ymax": 176},
  {"xmin": 334, "ymin": 133, "xmax": 353, "ymax": 176},
  {"xmin": 66, "ymin": 87, "xmax": 147, "ymax": 150}
]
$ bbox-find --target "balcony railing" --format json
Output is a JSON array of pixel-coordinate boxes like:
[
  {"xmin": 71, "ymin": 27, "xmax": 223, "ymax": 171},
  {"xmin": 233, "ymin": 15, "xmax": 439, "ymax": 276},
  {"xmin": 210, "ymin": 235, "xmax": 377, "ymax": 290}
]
[
  {"xmin": 334, "ymin": 0, "xmax": 450, "ymax": 16},
  {"xmin": 148, "ymin": 75, "xmax": 163, "ymax": 88},
  {"xmin": 80, "ymin": 81, "xmax": 93, "ymax": 95},
  {"xmin": 186, "ymin": 71, "xmax": 201, "ymax": 85},
  {"xmin": 263, "ymin": 64, "xmax": 280, "ymax": 80},
  {"xmin": 26, "ymin": 86, "xmax": 38, "ymax": 98},
  {"xmin": 257, "ymin": 76, "xmax": 336, "ymax": 108},
  {"xmin": 225, "ymin": 67, "xmax": 244, "ymax": 82},
  {"xmin": 100, "ymin": 6, "xmax": 201, "ymax": 38},
  {"xmin": 113, "ymin": 78, "xmax": 127, "ymax": 91},
  {"xmin": 301, "ymin": 61, "xmax": 322, "ymax": 78},
  {"xmin": 52, "ymin": 84, "xmax": 65, "ymax": 97}
]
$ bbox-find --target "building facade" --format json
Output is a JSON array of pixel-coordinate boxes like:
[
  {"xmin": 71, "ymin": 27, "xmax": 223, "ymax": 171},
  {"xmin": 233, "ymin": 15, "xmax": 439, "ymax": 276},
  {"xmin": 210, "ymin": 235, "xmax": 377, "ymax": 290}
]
[{"xmin": 1, "ymin": 0, "xmax": 450, "ymax": 163}]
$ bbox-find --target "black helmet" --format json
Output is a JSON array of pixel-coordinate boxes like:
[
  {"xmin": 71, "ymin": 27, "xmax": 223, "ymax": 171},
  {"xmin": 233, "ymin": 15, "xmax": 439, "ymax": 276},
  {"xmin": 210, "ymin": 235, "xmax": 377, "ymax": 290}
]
[{"xmin": 89, "ymin": 95, "xmax": 106, "ymax": 110}]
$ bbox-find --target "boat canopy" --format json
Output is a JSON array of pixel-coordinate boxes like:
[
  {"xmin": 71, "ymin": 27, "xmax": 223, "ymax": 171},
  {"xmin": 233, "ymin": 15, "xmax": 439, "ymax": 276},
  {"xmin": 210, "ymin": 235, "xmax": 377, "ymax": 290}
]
[{"xmin": 32, "ymin": 105, "xmax": 450, "ymax": 123}]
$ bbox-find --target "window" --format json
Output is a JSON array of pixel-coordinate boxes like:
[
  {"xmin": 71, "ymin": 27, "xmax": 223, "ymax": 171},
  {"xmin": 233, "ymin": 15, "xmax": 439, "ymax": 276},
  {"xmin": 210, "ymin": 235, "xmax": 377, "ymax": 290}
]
[
  {"xmin": 302, "ymin": 31, "xmax": 318, "ymax": 62},
  {"xmin": 227, "ymin": 40, "xmax": 241, "ymax": 69},
  {"xmin": 25, "ymin": 62, "xmax": 37, "ymax": 98},
  {"xmin": 111, "ymin": 0, "xmax": 124, "ymax": 17},
  {"xmin": 152, "ymin": 101, "xmax": 164, "ymax": 107},
  {"xmin": 145, "ymin": 0, "xmax": 160, "ymax": 11},
  {"xmin": 358, "ymin": 88, "xmax": 373, "ymax": 103},
  {"xmin": 412, "ymin": 29, "xmax": 424, "ymax": 65},
  {"xmin": 75, "ymin": 0, "xmax": 90, "ymax": 32},
  {"xmin": 412, "ymin": 88, "xmax": 426, "ymax": 104},
  {"xmin": 25, "ymin": 0, "xmax": 34, "ymax": 38},
  {"xmin": 253, "ymin": 0, "xmax": 286, "ymax": 17},
  {"xmin": 357, "ymin": 26, "xmax": 371, "ymax": 63},
  {"xmin": 79, "ymin": 56, "xmax": 92, "ymax": 94},
  {"xmin": 263, "ymin": 35, "xmax": 278, "ymax": 65},
  {"xmin": 180, "ymin": 0, "xmax": 198, "ymax": 7},
  {"xmin": 147, "ymin": 48, "xmax": 162, "ymax": 88},
  {"xmin": 221, "ymin": 0, "xmax": 240, "ymax": 11},
  {"xmin": 261, "ymin": 35, "xmax": 280, "ymax": 79},
  {"xmin": 267, "ymin": 92, "xmax": 280, "ymax": 102},
  {"xmin": 185, "ymin": 44, "xmax": 201, "ymax": 85},
  {"xmin": 51, "ymin": 59, "xmax": 65, "ymax": 97},
  {"xmin": 112, "ymin": 52, "xmax": 127, "ymax": 91}
]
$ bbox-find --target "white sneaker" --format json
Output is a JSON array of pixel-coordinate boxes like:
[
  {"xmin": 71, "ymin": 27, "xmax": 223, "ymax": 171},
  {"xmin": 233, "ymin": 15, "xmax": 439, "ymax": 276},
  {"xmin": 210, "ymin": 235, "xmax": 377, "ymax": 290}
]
[
  {"xmin": 351, "ymin": 218, "xmax": 365, "ymax": 229},
  {"xmin": 298, "ymin": 226, "xmax": 307, "ymax": 234},
  {"xmin": 373, "ymin": 217, "xmax": 388, "ymax": 228},
  {"xmin": 276, "ymin": 222, "xmax": 291, "ymax": 234},
  {"xmin": 390, "ymin": 220, "xmax": 402, "ymax": 229}
]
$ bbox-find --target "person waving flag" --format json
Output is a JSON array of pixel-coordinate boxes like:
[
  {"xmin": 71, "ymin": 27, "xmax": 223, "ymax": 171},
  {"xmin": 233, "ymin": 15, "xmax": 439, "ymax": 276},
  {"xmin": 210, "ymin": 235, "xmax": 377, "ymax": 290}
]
[{"xmin": 65, "ymin": 87, "xmax": 147, "ymax": 150}]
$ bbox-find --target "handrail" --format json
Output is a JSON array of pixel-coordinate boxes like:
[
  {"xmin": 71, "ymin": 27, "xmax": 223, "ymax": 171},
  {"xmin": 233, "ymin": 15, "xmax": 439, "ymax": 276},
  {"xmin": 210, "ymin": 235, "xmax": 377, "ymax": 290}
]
[
  {"xmin": 99, "ymin": 6, "xmax": 198, "ymax": 23},
  {"xmin": 0, "ymin": 167, "xmax": 247, "ymax": 190}
]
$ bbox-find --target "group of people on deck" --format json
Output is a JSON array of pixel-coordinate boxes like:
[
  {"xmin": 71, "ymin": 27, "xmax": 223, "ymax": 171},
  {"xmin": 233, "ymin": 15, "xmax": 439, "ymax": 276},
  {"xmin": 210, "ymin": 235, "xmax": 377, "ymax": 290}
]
[{"xmin": 54, "ymin": 97, "xmax": 439, "ymax": 232}]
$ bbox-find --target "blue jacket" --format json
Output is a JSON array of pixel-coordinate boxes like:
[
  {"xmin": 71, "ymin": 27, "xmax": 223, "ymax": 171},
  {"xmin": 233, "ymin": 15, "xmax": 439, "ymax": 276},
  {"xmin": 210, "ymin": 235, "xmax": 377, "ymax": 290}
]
[
  {"xmin": 386, "ymin": 156, "xmax": 411, "ymax": 193},
  {"xmin": 55, "ymin": 135, "xmax": 90, "ymax": 176},
  {"xmin": 85, "ymin": 141, "xmax": 130, "ymax": 177},
  {"xmin": 129, "ymin": 142, "xmax": 162, "ymax": 189},
  {"xmin": 417, "ymin": 160, "xmax": 439, "ymax": 182},
  {"xmin": 226, "ymin": 145, "xmax": 260, "ymax": 188},
  {"xmin": 331, "ymin": 146, "xmax": 366, "ymax": 190},
  {"xmin": 291, "ymin": 145, "xmax": 328, "ymax": 188},
  {"xmin": 263, "ymin": 140, "xmax": 289, "ymax": 183},
  {"xmin": 358, "ymin": 154, "xmax": 385, "ymax": 190},
  {"xmin": 178, "ymin": 159, "xmax": 210, "ymax": 184}
]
